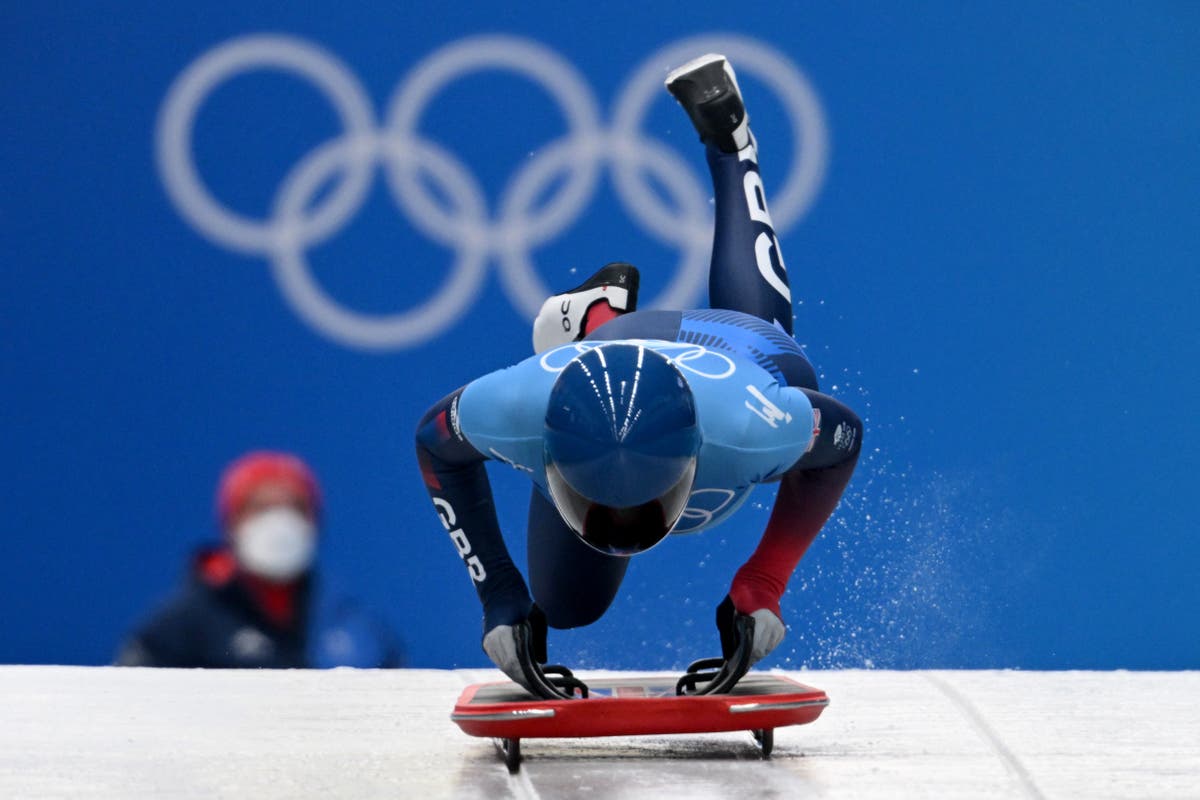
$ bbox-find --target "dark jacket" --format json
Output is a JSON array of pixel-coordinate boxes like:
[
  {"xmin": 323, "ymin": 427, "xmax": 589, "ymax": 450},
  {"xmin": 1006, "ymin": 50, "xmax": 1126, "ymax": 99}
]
[{"xmin": 117, "ymin": 549, "xmax": 404, "ymax": 668}]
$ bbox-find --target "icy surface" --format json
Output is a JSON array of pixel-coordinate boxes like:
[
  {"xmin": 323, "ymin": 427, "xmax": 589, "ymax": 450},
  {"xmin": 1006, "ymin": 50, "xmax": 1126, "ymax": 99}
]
[{"xmin": 1, "ymin": 667, "xmax": 1196, "ymax": 798}]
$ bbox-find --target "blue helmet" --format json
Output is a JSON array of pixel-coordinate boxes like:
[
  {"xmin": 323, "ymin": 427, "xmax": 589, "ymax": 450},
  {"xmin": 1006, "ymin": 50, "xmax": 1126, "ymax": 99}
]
[{"xmin": 544, "ymin": 343, "xmax": 700, "ymax": 555}]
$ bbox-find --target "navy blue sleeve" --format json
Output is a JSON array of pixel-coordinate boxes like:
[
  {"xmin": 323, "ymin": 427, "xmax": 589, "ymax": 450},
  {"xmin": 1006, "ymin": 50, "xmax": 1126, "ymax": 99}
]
[{"xmin": 415, "ymin": 387, "xmax": 533, "ymax": 634}]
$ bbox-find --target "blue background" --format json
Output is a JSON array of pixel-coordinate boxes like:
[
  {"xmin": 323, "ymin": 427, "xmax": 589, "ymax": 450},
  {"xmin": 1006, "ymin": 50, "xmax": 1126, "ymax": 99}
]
[{"xmin": 3, "ymin": 2, "xmax": 1197, "ymax": 670}]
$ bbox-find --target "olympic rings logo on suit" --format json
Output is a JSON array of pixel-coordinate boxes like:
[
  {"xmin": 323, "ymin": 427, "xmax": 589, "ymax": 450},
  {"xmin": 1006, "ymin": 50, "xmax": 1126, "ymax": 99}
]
[
  {"xmin": 539, "ymin": 341, "xmax": 737, "ymax": 380},
  {"xmin": 675, "ymin": 488, "xmax": 739, "ymax": 533},
  {"xmin": 156, "ymin": 33, "xmax": 829, "ymax": 350}
]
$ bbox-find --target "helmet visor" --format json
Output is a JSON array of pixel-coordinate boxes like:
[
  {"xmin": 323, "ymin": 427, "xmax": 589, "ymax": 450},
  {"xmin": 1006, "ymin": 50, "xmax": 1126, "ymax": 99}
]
[{"xmin": 545, "ymin": 457, "xmax": 696, "ymax": 555}]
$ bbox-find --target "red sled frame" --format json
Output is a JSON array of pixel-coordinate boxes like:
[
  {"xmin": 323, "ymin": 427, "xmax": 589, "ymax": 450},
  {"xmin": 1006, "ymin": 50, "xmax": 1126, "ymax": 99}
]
[{"xmin": 451, "ymin": 674, "xmax": 829, "ymax": 771}]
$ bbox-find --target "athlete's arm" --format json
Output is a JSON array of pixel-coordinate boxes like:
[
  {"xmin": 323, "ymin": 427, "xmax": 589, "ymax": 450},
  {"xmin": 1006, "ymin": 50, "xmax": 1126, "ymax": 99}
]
[
  {"xmin": 415, "ymin": 386, "xmax": 533, "ymax": 633},
  {"xmin": 728, "ymin": 390, "xmax": 862, "ymax": 622},
  {"xmin": 114, "ymin": 596, "xmax": 204, "ymax": 667}
]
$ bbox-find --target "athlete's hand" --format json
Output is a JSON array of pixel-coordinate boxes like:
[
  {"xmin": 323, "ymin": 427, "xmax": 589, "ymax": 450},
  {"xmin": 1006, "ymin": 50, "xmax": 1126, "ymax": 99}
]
[
  {"xmin": 677, "ymin": 595, "xmax": 781, "ymax": 695},
  {"xmin": 482, "ymin": 624, "xmax": 527, "ymax": 687},
  {"xmin": 717, "ymin": 595, "xmax": 785, "ymax": 666},
  {"xmin": 482, "ymin": 605, "xmax": 549, "ymax": 694},
  {"xmin": 483, "ymin": 605, "xmax": 589, "ymax": 699}
]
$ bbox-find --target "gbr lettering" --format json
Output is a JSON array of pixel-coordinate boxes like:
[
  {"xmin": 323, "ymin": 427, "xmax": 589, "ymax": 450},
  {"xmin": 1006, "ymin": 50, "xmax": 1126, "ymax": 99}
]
[
  {"xmin": 740, "ymin": 147, "xmax": 791, "ymax": 304},
  {"xmin": 432, "ymin": 497, "xmax": 487, "ymax": 583}
]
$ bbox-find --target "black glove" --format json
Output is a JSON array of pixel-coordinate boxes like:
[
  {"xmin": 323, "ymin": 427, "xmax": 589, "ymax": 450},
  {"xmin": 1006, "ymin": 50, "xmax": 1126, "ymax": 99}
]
[
  {"xmin": 482, "ymin": 605, "xmax": 585, "ymax": 699},
  {"xmin": 676, "ymin": 595, "xmax": 786, "ymax": 695},
  {"xmin": 717, "ymin": 595, "xmax": 786, "ymax": 665},
  {"xmin": 676, "ymin": 597, "xmax": 755, "ymax": 695}
]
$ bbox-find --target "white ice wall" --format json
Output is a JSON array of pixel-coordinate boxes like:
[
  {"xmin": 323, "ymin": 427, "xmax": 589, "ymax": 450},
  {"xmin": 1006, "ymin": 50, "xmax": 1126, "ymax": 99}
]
[{"xmin": 1, "ymin": 667, "xmax": 1196, "ymax": 799}]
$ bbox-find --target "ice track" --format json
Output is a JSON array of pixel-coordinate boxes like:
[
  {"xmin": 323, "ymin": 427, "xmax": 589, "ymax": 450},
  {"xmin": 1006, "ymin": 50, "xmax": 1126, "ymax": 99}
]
[{"xmin": 1, "ymin": 667, "xmax": 1196, "ymax": 798}]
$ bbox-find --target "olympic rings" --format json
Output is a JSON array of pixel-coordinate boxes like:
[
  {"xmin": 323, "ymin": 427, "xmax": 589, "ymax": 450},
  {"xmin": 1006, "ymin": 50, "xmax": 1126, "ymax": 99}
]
[
  {"xmin": 539, "ymin": 341, "xmax": 737, "ymax": 380},
  {"xmin": 156, "ymin": 33, "xmax": 829, "ymax": 350}
]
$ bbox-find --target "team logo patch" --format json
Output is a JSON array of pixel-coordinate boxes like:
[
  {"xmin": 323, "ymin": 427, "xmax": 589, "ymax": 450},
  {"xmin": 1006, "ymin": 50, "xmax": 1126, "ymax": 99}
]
[{"xmin": 833, "ymin": 421, "xmax": 857, "ymax": 451}]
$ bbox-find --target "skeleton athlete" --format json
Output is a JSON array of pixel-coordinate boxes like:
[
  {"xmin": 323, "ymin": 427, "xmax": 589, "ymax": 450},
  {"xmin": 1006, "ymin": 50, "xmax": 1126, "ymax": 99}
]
[{"xmin": 416, "ymin": 54, "xmax": 862, "ymax": 696}]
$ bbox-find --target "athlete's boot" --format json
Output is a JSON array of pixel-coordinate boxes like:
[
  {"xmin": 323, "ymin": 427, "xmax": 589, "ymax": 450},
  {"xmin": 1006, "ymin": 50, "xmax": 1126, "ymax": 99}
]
[
  {"xmin": 665, "ymin": 53, "xmax": 751, "ymax": 153},
  {"xmin": 532, "ymin": 262, "xmax": 640, "ymax": 353}
]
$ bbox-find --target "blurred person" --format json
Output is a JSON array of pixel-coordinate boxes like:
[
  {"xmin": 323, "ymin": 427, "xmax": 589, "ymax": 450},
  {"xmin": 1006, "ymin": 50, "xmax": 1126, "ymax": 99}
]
[
  {"xmin": 416, "ymin": 55, "xmax": 862, "ymax": 697},
  {"xmin": 117, "ymin": 451, "xmax": 404, "ymax": 668}
]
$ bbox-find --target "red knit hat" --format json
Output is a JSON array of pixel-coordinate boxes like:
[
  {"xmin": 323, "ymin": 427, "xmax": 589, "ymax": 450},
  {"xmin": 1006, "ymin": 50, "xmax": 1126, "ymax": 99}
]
[{"xmin": 216, "ymin": 451, "xmax": 322, "ymax": 530}]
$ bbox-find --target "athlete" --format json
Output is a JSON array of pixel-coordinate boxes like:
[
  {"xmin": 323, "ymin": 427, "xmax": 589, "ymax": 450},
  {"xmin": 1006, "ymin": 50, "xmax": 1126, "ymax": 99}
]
[{"xmin": 416, "ymin": 55, "xmax": 862, "ymax": 697}]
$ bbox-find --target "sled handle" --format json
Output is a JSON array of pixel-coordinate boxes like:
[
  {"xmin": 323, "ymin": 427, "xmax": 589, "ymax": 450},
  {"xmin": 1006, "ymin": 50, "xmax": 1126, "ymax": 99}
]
[{"xmin": 675, "ymin": 615, "xmax": 755, "ymax": 695}]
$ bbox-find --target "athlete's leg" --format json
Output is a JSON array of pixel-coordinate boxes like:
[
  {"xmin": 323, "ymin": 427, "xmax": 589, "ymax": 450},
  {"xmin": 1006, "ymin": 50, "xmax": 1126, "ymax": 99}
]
[
  {"xmin": 668, "ymin": 55, "xmax": 794, "ymax": 334},
  {"xmin": 707, "ymin": 144, "xmax": 793, "ymax": 333},
  {"xmin": 526, "ymin": 488, "xmax": 630, "ymax": 629}
]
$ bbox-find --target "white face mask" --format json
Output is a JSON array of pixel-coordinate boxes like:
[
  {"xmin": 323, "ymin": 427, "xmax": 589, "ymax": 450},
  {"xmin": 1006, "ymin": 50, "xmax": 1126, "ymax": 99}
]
[{"xmin": 233, "ymin": 507, "xmax": 317, "ymax": 582}]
